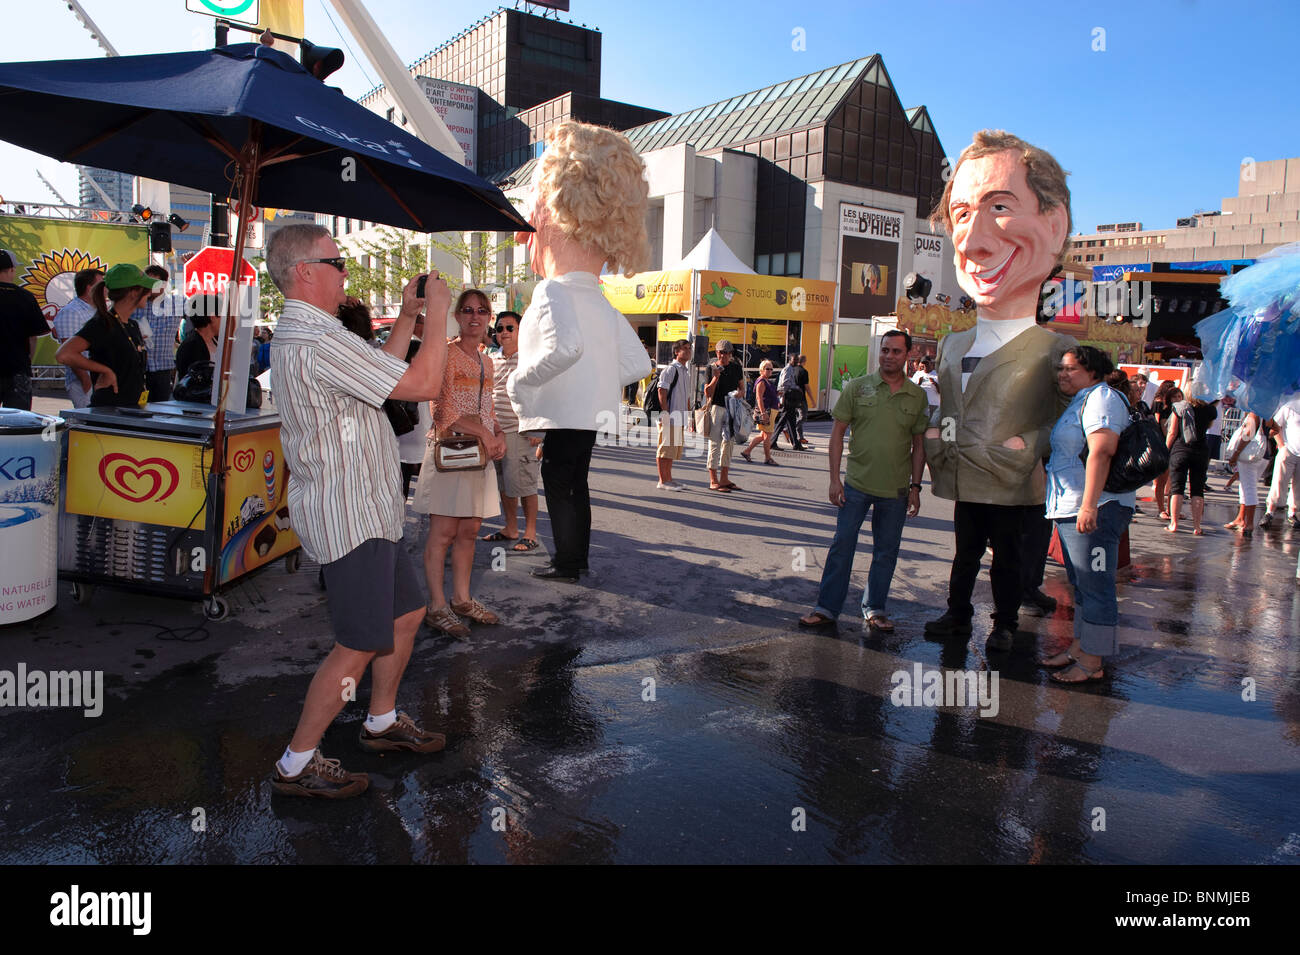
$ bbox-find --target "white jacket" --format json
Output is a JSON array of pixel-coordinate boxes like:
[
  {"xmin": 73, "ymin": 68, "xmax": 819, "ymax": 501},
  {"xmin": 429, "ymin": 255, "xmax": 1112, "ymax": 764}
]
[{"xmin": 507, "ymin": 272, "xmax": 650, "ymax": 432}]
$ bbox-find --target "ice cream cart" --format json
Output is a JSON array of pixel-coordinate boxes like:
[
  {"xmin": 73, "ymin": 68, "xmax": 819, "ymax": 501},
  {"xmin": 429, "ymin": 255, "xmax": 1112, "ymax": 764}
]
[{"xmin": 57, "ymin": 401, "xmax": 301, "ymax": 620}]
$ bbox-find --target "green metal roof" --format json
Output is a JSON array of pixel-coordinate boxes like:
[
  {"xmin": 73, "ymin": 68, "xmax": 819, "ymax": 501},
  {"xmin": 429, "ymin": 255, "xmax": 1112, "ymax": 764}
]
[{"xmin": 622, "ymin": 55, "xmax": 882, "ymax": 154}]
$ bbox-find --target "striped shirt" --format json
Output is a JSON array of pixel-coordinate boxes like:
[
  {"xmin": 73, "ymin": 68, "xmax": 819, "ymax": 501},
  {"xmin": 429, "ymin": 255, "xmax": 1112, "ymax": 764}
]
[
  {"xmin": 270, "ymin": 299, "xmax": 408, "ymax": 564},
  {"xmin": 137, "ymin": 292, "xmax": 186, "ymax": 372},
  {"xmin": 53, "ymin": 297, "xmax": 95, "ymax": 390},
  {"xmin": 492, "ymin": 350, "xmax": 519, "ymax": 433}
]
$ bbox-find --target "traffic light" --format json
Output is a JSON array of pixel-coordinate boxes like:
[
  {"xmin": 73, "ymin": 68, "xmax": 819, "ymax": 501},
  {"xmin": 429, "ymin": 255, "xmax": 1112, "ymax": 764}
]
[{"xmin": 299, "ymin": 40, "xmax": 344, "ymax": 81}]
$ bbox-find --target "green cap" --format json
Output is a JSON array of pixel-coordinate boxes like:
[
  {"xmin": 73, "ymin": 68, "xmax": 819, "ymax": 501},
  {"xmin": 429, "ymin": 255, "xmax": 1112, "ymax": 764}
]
[{"xmin": 104, "ymin": 263, "xmax": 164, "ymax": 293}]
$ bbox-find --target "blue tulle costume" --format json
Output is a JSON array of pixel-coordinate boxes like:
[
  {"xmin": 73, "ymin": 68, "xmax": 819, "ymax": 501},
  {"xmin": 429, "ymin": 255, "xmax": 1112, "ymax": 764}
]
[{"xmin": 1194, "ymin": 243, "xmax": 1300, "ymax": 417}]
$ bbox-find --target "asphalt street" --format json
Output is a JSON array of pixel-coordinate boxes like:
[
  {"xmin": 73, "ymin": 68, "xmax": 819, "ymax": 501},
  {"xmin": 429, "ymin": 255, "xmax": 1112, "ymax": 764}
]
[{"xmin": 1, "ymin": 401, "xmax": 1298, "ymax": 863}]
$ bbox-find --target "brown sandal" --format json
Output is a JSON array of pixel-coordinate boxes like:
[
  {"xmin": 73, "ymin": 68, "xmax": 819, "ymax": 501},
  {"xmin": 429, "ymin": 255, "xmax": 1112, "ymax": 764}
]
[{"xmin": 451, "ymin": 598, "xmax": 499, "ymax": 625}]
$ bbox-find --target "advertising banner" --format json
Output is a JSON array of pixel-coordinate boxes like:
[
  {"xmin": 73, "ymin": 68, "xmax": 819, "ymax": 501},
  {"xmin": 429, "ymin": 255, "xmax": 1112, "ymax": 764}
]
[
  {"xmin": 415, "ymin": 76, "xmax": 478, "ymax": 172},
  {"xmin": 697, "ymin": 271, "xmax": 835, "ymax": 323},
  {"xmin": 0, "ymin": 216, "xmax": 148, "ymax": 364},
  {"xmin": 698, "ymin": 321, "xmax": 743, "ymax": 342},
  {"xmin": 657, "ymin": 319, "xmax": 689, "ymax": 340},
  {"xmin": 65, "ymin": 432, "xmax": 208, "ymax": 530},
  {"xmin": 1092, "ymin": 263, "xmax": 1151, "ymax": 282},
  {"xmin": 601, "ymin": 270, "xmax": 692, "ymax": 314},
  {"xmin": 219, "ymin": 429, "xmax": 298, "ymax": 584},
  {"xmin": 837, "ymin": 202, "xmax": 903, "ymax": 319},
  {"xmin": 910, "ymin": 231, "xmax": 947, "ymax": 303},
  {"xmin": 752, "ymin": 322, "xmax": 787, "ymax": 346}
]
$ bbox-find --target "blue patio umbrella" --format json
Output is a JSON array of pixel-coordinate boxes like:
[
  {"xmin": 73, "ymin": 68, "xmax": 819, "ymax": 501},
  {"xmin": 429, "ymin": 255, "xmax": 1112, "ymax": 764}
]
[
  {"xmin": 0, "ymin": 42, "xmax": 531, "ymax": 597},
  {"xmin": 0, "ymin": 42, "xmax": 527, "ymax": 234}
]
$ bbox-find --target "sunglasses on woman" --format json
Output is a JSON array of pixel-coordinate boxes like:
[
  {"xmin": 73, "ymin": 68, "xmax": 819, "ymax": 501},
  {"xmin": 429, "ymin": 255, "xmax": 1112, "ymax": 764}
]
[
  {"xmin": 495, "ymin": 324, "xmax": 517, "ymax": 333},
  {"xmin": 458, "ymin": 306, "xmax": 492, "ymax": 316}
]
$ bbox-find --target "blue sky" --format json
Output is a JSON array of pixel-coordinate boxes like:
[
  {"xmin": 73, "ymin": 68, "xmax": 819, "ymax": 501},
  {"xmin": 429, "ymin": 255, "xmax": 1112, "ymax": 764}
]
[{"xmin": 1, "ymin": 0, "xmax": 1295, "ymax": 237}]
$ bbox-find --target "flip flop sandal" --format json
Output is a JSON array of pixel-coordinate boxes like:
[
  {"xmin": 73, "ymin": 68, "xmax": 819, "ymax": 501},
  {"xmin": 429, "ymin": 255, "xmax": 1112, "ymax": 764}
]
[
  {"xmin": 865, "ymin": 614, "xmax": 895, "ymax": 631},
  {"xmin": 1038, "ymin": 650, "xmax": 1077, "ymax": 669},
  {"xmin": 511, "ymin": 538, "xmax": 539, "ymax": 552},
  {"xmin": 480, "ymin": 531, "xmax": 518, "ymax": 543},
  {"xmin": 721, "ymin": 482, "xmax": 741, "ymax": 491},
  {"xmin": 740, "ymin": 450, "xmax": 753, "ymax": 462},
  {"xmin": 1050, "ymin": 661, "xmax": 1105, "ymax": 684},
  {"xmin": 710, "ymin": 484, "xmax": 731, "ymax": 493}
]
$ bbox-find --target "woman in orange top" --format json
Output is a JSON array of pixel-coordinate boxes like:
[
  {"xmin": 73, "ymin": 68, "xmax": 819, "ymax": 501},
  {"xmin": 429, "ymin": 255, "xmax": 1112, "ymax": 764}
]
[{"xmin": 413, "ymin": 289, "xmax": 508, "ymax": 637}]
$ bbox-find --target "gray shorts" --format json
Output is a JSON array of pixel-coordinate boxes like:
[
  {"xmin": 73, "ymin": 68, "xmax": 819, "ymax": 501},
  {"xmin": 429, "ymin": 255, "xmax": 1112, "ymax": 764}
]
[
  {"xmin": 495, "ymin": 430, "xmax": 541, "ymax": 498},
  {"xmin": 321, "ymin": 539, "xmax": 425, "ymax": 652}
]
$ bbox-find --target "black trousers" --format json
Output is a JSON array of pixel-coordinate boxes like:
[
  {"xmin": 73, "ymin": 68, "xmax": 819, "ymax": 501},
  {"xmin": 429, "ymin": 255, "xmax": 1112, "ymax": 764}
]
[
  {"xmin": 540, "ymin": 428, "xmax": 597, "ymax": 572},
  {"xmin": 773, "ymin": 391, "xmax": 804, "ymax": 447},
  {"xmin": 1020, "ymin": 502, "xmax": 1054, "ymax": 593},
  {"xmin": 947, "ymin": 501, "xmax": 1031, "ymax": 630},
  {"xmin": 146, "ymin": 369, "xmax": 174, "ymax": 403}
]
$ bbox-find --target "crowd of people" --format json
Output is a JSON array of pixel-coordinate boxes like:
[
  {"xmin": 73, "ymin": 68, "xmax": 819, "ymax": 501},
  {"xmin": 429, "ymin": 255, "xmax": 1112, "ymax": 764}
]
[{"xmin": 3, "ymin": 120, "xmax": 1290, "ymax": 802}]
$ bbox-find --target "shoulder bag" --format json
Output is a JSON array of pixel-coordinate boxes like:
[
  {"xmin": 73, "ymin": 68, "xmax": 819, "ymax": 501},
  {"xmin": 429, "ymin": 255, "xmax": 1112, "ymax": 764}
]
[
  {"xmin": 1078, "ymin": 387, "xmax": 1169, "ymax": 493},
  {"xmin": 433, "ymin": 351, "xmax": 487, "ymax": 472}
]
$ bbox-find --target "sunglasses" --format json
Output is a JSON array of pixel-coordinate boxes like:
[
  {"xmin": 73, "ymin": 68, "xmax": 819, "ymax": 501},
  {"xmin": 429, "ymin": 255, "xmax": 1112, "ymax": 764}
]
[
  {"xmin": 458, "ymin": 306, "xmax": 492, "ymax": 316},
  {"xmin": 300, "ymin": 257, "xmax": 346, "ymax": 272},
  {"xmin": 495, "ymin": 324, "xmax": 517, "ymax": 333}
]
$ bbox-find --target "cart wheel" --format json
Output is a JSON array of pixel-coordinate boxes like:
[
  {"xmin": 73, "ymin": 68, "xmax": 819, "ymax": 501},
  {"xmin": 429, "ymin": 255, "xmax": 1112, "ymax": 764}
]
[
  {"xmin": 69, "ymin": 582, "xmax": 94, "ymax": 605},
  {"xmin": 204, "ymin": 595, "xmax": 229, "ymax": 621},
  {"xmin": 284, "ymin": 551, "xmax": 301, "ymax": 573}
]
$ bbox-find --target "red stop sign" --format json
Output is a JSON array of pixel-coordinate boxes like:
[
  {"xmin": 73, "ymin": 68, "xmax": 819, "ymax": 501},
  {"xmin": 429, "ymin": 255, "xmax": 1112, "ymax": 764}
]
[{"xmin": 184, "ymin": 246, "xmax": 258, "ymax": 297}]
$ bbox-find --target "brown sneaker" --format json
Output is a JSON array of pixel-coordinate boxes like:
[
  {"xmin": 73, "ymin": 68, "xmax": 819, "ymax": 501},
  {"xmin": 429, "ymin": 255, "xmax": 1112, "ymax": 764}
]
[
  {"xmin": 451, "ymin": 597, "xmax": 499, "ymax": 625},
  {"xmin": 271, "ymin": 750, "xmax": 369, "ymax": 799},
  {"xmin": 426, "ymin": 604, "xmax": 470, "ymax": 638},
  {"xmin": 359, "ymin": 711, "xmax": 447, "ymax": 753}
]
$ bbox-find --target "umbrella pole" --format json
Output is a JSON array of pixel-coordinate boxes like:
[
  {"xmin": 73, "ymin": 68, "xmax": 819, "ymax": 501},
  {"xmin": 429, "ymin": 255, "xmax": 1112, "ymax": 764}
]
[
  {"xmin": 211, "ymin": 133, "xmax": 262, "ymax": 470},
  {"xmin": 205, "ymin": 131, "xmax": 261, "ymax": 596}
]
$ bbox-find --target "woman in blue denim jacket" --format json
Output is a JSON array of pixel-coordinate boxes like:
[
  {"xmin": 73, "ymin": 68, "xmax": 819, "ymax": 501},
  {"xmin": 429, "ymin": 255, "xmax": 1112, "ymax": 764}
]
[{"xmin": 1040, "ymin": 345, "xmax": 1135, "ymax": 684}]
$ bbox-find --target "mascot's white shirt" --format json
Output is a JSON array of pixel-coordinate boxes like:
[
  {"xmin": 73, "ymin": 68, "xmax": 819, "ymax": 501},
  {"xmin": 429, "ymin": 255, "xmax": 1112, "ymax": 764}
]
[{"xmin": 961, "ymin": 315, "xmax": 1037, "ymax": 391}]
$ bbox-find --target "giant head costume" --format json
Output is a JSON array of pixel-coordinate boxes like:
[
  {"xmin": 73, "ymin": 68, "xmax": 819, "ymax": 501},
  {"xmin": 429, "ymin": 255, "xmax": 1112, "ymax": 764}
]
[
  {"xmin": 933, "ymin": 130, "xmax": 1071, "ymax": 323},
  {"xmin": 923, "ymin": 129, "xmax": 1075, "ymax": 506},
  {"xmin": 518, "ymin": 120, "xmax": 649, "ymax": 280}
]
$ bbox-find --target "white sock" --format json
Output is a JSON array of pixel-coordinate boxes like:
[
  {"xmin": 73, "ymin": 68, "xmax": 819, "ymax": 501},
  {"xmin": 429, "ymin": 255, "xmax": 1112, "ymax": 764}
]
[
  {"xmin": 277, "ymin": 746, "xmax": 315, "ymax": 778},
  {"xmin": 365, "ymin": 709, "xmax": 397, "ymax": 733}
]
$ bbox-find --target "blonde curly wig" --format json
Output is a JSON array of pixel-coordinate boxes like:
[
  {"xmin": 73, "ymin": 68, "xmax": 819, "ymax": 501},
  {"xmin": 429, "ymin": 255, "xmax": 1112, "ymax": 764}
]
[{"xmin": 534, "ymin": 121, "xmax": 649, "ymax": 278}]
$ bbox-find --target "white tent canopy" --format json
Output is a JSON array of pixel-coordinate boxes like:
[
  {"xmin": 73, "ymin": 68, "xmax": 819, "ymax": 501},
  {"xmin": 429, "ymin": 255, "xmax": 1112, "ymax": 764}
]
[{"xmin": 672, "ymin": 228, "xmax": 755, "ymax": 274}]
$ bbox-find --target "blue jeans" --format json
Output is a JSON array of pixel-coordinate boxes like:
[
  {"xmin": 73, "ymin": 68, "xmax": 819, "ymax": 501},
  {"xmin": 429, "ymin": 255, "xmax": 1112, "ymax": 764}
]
[
  {"xmin": 1054, "ymin": 502, "xmax": 1133, "ymax": 657},
  {"xmin": 813, "ymin": 482, "xmax": 908, "ymax": 619}
]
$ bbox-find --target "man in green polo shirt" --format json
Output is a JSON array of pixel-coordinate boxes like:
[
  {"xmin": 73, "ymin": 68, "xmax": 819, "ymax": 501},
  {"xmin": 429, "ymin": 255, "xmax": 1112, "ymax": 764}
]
[{"xmin": 799, "ymin": 329, "xmax": 928, "ymax": 631}]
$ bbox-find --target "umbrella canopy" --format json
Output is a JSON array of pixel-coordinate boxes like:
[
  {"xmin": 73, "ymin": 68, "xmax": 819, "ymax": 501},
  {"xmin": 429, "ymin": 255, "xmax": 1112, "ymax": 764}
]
[{"xmin": 0, "ymin": 43, "xmax": 526, "ymax": 233}]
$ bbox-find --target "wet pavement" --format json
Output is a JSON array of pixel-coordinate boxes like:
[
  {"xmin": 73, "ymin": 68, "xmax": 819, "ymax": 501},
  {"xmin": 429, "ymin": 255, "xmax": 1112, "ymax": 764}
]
[{"xmin": 2, "ymin": 400, "xmax": 1299, "ymax": 864}]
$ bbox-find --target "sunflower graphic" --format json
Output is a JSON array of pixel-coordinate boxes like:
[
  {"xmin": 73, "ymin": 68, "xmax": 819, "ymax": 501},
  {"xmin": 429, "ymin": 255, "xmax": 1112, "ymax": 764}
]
[{"xmin": 20, "ymin": 248, "xmax": 107, "ymax": 319}]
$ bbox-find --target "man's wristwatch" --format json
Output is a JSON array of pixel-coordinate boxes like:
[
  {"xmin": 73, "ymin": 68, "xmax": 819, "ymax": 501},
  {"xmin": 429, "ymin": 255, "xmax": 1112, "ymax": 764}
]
[{"xmin": 909, "ymin": 483, "xmax": 923, "ymax": 490}]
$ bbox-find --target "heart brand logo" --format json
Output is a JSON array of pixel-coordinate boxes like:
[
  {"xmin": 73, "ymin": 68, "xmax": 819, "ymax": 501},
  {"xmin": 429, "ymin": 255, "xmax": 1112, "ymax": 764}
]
[
  {"xmin": 98, "ymin": 453, "xmax": 181, "ymax": 504},
  {"xmin": 233, "ymin": 449, "xmax": 255, "ymax": 472}
]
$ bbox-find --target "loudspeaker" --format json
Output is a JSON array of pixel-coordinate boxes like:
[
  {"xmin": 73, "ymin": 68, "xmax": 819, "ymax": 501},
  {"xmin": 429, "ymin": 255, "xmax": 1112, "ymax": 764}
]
[
  {"xmin": 148, "ymin": 220, "xmax": 172, "ymax": 253},
  {"xmin": 692, "ymin": 336, "xmax": 710, "ymax": 366}
]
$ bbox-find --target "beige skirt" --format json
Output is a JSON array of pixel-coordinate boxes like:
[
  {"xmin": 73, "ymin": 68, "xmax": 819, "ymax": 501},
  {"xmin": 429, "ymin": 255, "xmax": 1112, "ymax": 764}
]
[{"xmin": 412, "ymin": 439, "xmax": 501, "ymax": 519}]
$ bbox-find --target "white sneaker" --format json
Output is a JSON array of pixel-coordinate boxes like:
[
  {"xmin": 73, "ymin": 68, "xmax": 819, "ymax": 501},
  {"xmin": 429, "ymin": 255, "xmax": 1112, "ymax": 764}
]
[{"xmin": 657, "ymin": 481, "xmax": 684, "ymax": 491}]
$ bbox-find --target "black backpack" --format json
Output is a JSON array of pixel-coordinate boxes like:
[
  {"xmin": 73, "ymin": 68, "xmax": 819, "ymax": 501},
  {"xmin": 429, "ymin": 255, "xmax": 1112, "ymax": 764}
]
[
  {"xmin": 642, "ymin": 367, "xmax": 666, "ymax": 413},
  {"xmin": 1080, "ymin": 389, "xmax": 1169, "ymax": 493}
]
